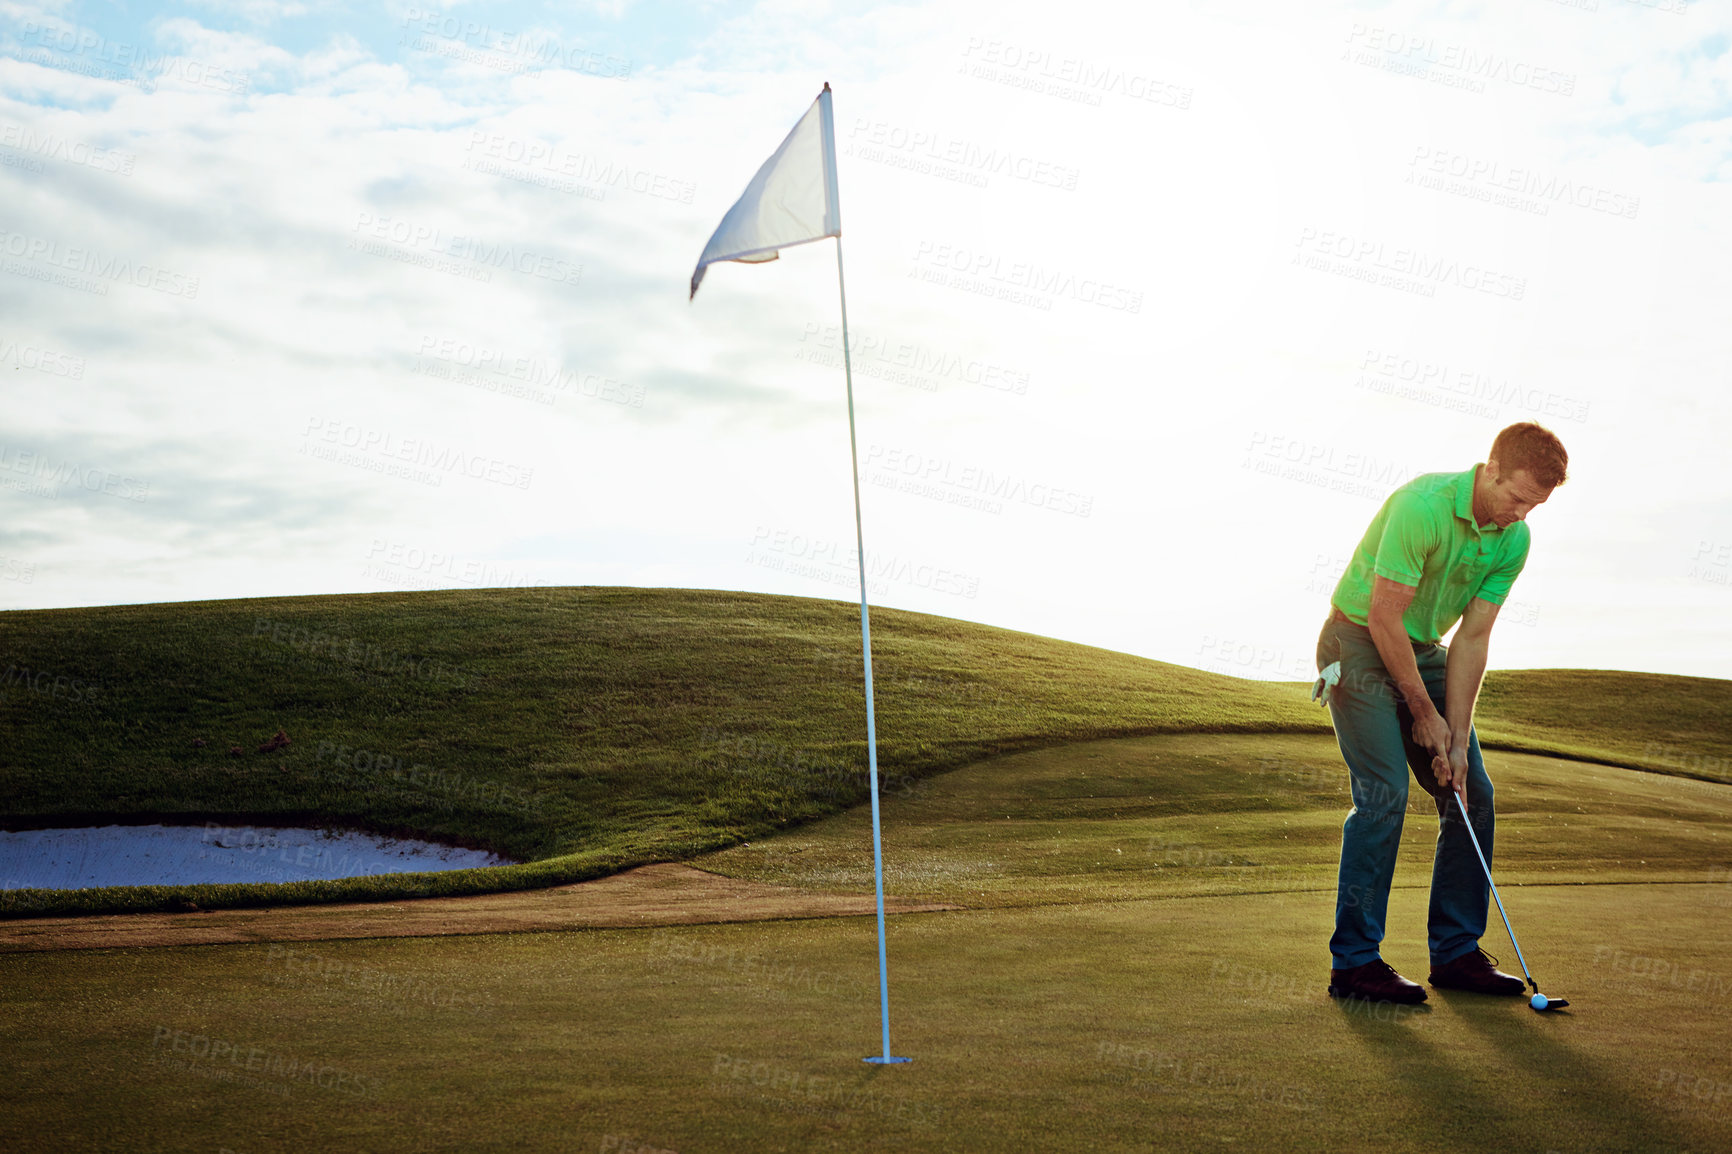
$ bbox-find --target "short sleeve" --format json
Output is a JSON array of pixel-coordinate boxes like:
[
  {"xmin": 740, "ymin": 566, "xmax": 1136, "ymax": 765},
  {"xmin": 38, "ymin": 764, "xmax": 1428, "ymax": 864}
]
[
  {"xmin": 1371, "ymin": 489, "xmax": 1438, "ymax": 588},
  {"xmin": 1475, "ymin": 524, "xmax": 1531, "ymax": 606}
]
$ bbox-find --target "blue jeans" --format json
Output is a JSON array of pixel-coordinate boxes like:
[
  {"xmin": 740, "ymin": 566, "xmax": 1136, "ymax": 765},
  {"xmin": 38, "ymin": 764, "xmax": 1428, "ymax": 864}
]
[{"xmin": 1317, "ymin": 614, "xmax": 1494, "ymax": 971}]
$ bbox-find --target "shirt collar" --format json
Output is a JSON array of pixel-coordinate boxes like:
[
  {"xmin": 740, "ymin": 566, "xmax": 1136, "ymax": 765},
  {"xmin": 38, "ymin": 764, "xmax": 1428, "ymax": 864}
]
[{"xmin": 1457, "ymin": 463, "xmax": 1495, "ymax": 534}]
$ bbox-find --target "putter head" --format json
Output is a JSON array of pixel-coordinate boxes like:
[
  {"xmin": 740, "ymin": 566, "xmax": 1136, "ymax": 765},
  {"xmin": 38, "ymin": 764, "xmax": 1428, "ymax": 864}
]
[{"xmin": 1528, "ymin": 992, "xmax": 1569, "ymax": 1011}]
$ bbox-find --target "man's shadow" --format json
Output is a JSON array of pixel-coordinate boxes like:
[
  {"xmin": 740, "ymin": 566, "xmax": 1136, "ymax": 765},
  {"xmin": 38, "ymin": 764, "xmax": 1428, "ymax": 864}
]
[
  {"xmin": 1333, "ymin": 996, "xmax": 1532, "ymax": 1151},
  {"xmin": 1440, "ymin": 990, "xmax": 1699, "ymax": 1152},
  {"xmin": 1337, "ymin": 990, "xmax": 1697, "ymax": 1152}
]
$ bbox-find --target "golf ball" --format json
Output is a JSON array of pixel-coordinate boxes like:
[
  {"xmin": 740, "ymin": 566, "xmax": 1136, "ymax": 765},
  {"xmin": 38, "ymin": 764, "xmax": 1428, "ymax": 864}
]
[{"xmin": 1530, "ymin": 993, "xmax": 1548, "ymax": 1010}]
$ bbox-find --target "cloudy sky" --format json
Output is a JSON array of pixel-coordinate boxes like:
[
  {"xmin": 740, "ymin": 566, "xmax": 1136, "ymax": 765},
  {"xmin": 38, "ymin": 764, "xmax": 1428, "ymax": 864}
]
[{"xmin": 1, "ymin": 0, "xmax": 1728, "ymax": 680}]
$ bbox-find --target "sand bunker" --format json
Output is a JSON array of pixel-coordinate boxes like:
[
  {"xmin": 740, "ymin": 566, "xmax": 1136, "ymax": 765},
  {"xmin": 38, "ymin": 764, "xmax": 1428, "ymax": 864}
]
[{"xmin": 0, "ymin": 823, "xmax": 513, "ymax": 891}]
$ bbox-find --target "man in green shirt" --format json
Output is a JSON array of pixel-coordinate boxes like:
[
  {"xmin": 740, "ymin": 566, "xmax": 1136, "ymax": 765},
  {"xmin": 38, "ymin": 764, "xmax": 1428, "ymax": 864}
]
[{"xmin": 1315, "ymin": 422, "xmax": 1569, "ymax": 1004}]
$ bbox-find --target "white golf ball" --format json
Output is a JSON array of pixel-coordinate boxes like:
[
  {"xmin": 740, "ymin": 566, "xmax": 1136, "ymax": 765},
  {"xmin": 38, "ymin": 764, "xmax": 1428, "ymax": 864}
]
[{"xmin": 1530, "ymin": 993, "xmax": 1548, "ymax": 1010}]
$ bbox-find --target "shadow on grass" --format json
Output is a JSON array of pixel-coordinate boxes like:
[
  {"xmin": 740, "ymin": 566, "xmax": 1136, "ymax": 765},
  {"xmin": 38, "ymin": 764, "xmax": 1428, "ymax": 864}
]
[
  {"xmin": 1437, "ymin": 989, "xmax": 1694, "ymax": 1153},
  {"xmin": 1335, "ymin": 987, "xmax": 1694, "ymax": 1153},
  {"xmin": 1334, "ymin": 994, "xmax": 1535, "ymax": 1148}
]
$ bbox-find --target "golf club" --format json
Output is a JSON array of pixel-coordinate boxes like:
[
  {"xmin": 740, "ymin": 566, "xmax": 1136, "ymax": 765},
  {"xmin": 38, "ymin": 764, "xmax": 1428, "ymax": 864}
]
[{"xmin": 1452, "ymin": 786, "xmax": 1569, "ymax": 1012}]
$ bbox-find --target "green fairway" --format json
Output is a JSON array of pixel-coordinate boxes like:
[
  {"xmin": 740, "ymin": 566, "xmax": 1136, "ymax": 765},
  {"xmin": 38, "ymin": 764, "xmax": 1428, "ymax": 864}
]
[
  {"xmin": 3, "ymin": 588, "xmax": 1729, "ymax": 916},
  {"xmin": 3, "ymin": 591, "xmax": 1729, "ymax": 1148},
  {"xmin": 4, "ymin": 731, "xmax": 1730, "ymax": 1152},
  {"xmin": 4, "ymin": 884, "xmax": 1730, "ymax": 1154}
]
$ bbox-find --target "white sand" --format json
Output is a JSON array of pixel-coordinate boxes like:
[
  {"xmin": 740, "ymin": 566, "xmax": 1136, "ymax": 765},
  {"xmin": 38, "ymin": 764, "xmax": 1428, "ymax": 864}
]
[{"xmin": 0, "ymin": 823, "xmax": 515, "ymax": 891}]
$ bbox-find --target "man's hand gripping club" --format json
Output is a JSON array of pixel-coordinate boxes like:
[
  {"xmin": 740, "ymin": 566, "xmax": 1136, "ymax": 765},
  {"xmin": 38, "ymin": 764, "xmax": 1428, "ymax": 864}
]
[{"xmin": 1367, "ymin": 577, "xmax": 1471, "ymax": 806}]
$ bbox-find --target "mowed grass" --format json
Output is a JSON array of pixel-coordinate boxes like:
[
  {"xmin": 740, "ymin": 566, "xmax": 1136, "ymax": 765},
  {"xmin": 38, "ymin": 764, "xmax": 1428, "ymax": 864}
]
[
  {"xmin": 3, "ymin": 587, "xmax": 1729, "ymax": 917},
  {"xmin": 701, "ymin": 732, "xmax": 1732, "ymax": 905},
  {"xmin": 1, "ymin": 587, "xmax": 1330, "ymax": 915},
  {"xmin": 3, "ymin": 733, "xmax": 1731, "ymax": 1153}
]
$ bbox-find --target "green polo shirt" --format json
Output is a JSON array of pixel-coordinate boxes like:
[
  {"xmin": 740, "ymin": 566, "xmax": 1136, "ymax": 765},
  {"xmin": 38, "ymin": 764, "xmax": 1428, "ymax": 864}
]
[{"xmin": 1330, "ymin": 464, "xmax": 1530, "ymax": 645}]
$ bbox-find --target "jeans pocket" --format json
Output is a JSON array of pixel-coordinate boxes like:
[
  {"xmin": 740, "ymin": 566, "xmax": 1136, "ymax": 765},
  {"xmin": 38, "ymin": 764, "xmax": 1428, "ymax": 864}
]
[{"xmin": 1315, "ymin": 618, "xmax": 1341, "ymax": 674}]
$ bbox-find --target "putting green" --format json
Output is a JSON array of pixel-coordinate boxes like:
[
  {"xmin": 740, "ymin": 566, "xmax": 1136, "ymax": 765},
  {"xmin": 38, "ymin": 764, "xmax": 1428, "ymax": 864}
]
[{"xmin": 3, "ymin": 733, "xmax": 1728, "ymax": 1152}]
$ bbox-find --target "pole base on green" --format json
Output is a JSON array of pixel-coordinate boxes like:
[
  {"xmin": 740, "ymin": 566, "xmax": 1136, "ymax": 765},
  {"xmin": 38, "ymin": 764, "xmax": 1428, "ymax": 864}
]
[{"xmin": 863, "ymin": 1056, "xmax": 912, "ymax": 1064}]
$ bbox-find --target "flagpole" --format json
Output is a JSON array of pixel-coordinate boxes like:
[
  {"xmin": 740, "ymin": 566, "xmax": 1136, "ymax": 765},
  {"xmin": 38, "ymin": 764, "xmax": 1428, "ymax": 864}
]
[
  {"xmin": 686, "ymin": 81, "xmax": 908, "ymax": 1065},
  {"xmin": 835, "ymin": 236, "xmax": 910, "ymax": 1067}
]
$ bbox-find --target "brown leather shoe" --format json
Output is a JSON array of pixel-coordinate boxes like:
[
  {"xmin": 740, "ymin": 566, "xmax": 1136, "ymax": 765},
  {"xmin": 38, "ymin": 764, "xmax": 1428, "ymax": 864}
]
[
  {"xmin": 1429, "ymin": 948, "xmax": 1526, "ymax": 995},
  {"xmin": 1328, "ymin": 959, "xmax": 1428, "ymax": 1004}
]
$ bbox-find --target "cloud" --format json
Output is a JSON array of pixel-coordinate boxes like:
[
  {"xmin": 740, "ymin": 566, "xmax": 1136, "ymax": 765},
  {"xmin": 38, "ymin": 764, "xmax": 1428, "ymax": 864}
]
[{"xmin": 0, "ymin": 0, "xmax": 1727, "ymax": 677}]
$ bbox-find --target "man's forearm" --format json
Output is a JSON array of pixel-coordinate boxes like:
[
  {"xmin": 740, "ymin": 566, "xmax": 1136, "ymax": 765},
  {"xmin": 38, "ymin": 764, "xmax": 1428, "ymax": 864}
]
[
  {"xmin": 1444, "ymin": 633, "xmax": 1489, "ymax": 744},
  {"xmin": 1367, "ymin": 617, "xmax": 1438, "ymax": 719}
]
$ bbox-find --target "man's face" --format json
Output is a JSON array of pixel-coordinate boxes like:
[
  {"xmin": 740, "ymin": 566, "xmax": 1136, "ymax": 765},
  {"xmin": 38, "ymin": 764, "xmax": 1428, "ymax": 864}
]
[{"xmin": 1482, "ymin": 460, "xmax": 1553, "ymax": 527}]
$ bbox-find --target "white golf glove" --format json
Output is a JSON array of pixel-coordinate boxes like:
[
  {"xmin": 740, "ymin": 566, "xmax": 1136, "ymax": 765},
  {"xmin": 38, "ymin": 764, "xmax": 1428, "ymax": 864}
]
[{"xmin": 1311, "ymin": 660, "xmax": 1341, "ymax": 708}]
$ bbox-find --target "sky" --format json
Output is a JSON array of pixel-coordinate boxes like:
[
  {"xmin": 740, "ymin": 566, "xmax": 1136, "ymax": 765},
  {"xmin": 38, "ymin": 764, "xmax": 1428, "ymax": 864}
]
[{"xmin": 0, "ymin": 0, "xmax": 1728, "ymax": 681}]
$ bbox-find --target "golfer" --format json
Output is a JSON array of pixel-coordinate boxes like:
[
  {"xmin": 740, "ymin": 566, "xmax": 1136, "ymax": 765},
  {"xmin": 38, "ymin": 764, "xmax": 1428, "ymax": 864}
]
[{"xmin": 1315, "ymin": 422, "xmax": 1568, "ymax": 1004}]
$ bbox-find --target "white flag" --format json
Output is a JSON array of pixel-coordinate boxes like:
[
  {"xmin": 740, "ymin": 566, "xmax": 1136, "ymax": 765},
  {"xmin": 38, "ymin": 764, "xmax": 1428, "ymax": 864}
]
[{"xmin": 690, "ymin": 84, "xmax": 841, "ymax": 299}]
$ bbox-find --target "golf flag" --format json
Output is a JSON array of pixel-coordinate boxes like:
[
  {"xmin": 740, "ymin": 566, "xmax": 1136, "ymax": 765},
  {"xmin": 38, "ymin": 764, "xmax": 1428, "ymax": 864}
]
[
  {"xmin": 689, "ymin": 84, "xmax": 841, "ymax": 299},
  {"xmin": 688, "ymin": 85, "xmax": 910, "ymax": 1066}
]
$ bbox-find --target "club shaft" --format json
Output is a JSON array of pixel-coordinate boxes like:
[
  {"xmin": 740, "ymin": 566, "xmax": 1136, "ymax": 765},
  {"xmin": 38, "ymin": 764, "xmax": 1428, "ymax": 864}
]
[{"xmin": 1453, "ymin": 789, "xmax": 1534, "ymax": 988}]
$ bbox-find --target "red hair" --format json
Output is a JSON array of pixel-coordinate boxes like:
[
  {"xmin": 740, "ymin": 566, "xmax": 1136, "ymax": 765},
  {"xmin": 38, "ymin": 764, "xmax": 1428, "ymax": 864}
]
[{"xmin": 1490, "ymin": 422, "xmax": 1568, "ymax": 489}]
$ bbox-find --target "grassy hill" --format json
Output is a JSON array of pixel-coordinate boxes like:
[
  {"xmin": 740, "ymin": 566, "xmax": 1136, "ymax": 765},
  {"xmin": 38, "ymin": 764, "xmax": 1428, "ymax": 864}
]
[{"xmin": 1, "ymin": 587, "xmax": 1727, "ymax": 916}]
